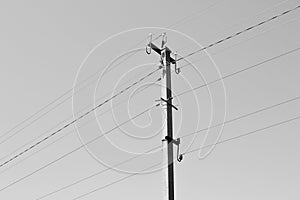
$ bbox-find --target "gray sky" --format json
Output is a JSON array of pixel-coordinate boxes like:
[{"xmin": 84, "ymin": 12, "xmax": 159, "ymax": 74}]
[{"xmin": 0, "ymin": 0, "xmax": 300, "ymax": 199}]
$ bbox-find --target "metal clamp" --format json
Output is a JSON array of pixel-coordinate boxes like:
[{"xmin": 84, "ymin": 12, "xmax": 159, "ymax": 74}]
[
  {"xmin": 160, "ymin": 98, "xmax": 178, "ymax": 110},
  {"xmin": 161, "ymin": 32, "xmax": 167, "ymax": 48},
  {"xmin": 146, "ymin": 33, "xmax": 152, "ymax": 54},
  {"xmin": 162, "ymin": 136, "xmax": 183, "ymax": 162},
  {"xmin": 174, "ymin": 52, "xmax": 181, "ymax": 74},
  {"xmin": 155, "ymin": 98, "xmax": 178, "ymax": 110}
]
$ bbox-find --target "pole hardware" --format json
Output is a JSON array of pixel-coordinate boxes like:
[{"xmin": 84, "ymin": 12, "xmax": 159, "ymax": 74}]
[
  {"xmin": 160, "ymin": 98, "xmax": 178, "ymax": 110},
  {"xmin": 154, "ymin": 98, "xmax": 179, "ymax": 111},
  {"xmin": 174, "ymin": 52, "xmax": 180, "ymax": 74},
  {"xmin": 146, "ymin": 33, "xmax": 152, "ymax": 54},
  {"xmin": 162, "ymin": 136, "xmax": 183, "ymax": 163}
]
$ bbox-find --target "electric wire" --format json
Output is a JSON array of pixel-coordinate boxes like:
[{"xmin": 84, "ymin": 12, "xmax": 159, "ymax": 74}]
[
  {"xmin": 0, "ymin": 65, "xmax": 160, "ymax": 162},
  {"xmin": 150, "ymin": 0, "xmax": 225, "ymax": 42},
  {"xmin": 175, "ymin": 9, "xmax": 300, "ymax": 60},
  {"xmin": 216, "ymin": 0, "xmax": 291, "ymax": 34},
  {"xmin": 0, "ymin": 90, "xmax": 71, "ymax": 140},
  {"xmin": 70, "ymin": 162, "xmax": 162, "ymax": 200},
  {"xmin": 36, "ymin": 5, "xmax": 300, "ymax": 198},
  {"xmin": 1, "ymin": 3, "xmax": 299, "ymax": 197},
  {"xmin": 35, "ymin": 93, "xmax": 300, "ymax": 200},
  {"xmin": 0, "ymin": 78, "xmax": 162, "ymax": 176},
  {"xmin": 36, "ymin": 144, "xmax": 162, "ymax": 200},
  {"xmin": 179, "ymin": 95, "xmax": 300, "ymax": 155},
  {"xmin": 173, "ymin": 0, "xmax": 293, "ymax": 53},
  {"xmin": 0, "ymin": 51, "xmax": 157, "ymax": 148},
  {"xmin": 67, "ymin": 113, "xmax": 300, "ymax": 200},
  {"xmin": 3, "ymin": 1, "xmax": 292, "ymax": 152},
  {"xmin": 204, "ymin": 15, "xmax": 300, "ymax": 61},
  {"xmin": 177, "ymin": 4, "xmax": 300, "ymax": 61},
  {"xmin": 0, "ymin": 103, "xmax": 160, "ymax": 192},
  {"xmin": 172, "ymin": 46, "xmax": 300, "ymax": 100},
  {"xmin": 0, "ymin": 0, "xmax": 225, "ymax": 151},
  {"xmin": 2, "ymin": 0, "xmax": 277, "ymax": 155},
  {"xmin": 4, "ymin": 17, "xmax": 299, "ymax": 172},
  {"xmin": 183, "ymin": 114, "xmax": 300, "ymax": 155},
  {"xmin": 4, "ymin": 44, "xmax": 299, "ymax": 195},
  {"xmin": 2, "ymin": 44, "xmax": 298, "ymax": 195},
  {"xmin": 0, "ymin": 68, "xmax": 160, "ymax": 169}
]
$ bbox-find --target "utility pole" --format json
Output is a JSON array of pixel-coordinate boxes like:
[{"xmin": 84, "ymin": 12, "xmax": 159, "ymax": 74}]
[{"xmin": 146, "ymin": 33, "xmax": 181, "ymax": 200}]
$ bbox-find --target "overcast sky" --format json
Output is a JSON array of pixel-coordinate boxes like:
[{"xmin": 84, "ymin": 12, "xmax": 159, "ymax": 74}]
[{"xmin": 0, "ymin": 0, "xmax": 300, "ymax": 199}]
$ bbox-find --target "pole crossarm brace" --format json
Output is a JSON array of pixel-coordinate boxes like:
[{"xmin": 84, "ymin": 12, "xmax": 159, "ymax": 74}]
[
  {"xmin": 147, "ymin": 42, "xmax": 176, "ymax": 64},
  {"xmin": 159, "ymin": 97, "xmax": 178, "ymax": 110}
]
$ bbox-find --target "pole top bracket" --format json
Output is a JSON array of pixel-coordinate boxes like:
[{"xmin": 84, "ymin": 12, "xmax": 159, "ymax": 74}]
[{"xmin": 146, "ymin": 42, "xmax": 176, "ymax": 64}]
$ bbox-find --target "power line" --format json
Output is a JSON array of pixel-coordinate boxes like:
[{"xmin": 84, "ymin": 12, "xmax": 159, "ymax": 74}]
[
  {"xmin": 4, "ymin": 45, "xmax": 298, "ymax": 196},
  {"xmin": 65, "ymin": 113, "xmax": 300, "ymax": 200},
  {"xmin": 35, "ymin": 93, "xmax": 300, "ymax": 199},
  {"xmin": 60, "ymin": 5, "xmax": 300, "ymax": 198},
  {"xmin": 0, "ymin": 103, "xmax": 160, "ymax": 192},
  {"xmin": 205, "ymin": 15, "xmax": 300, "ymax": 60},
  {"xmin": 0, "ymin": 78, "xmax": 161, "ymax": 175},
  {"xmin": 1, "ymin": 0, "xmax": 225, "ymax": 143},
  {"xmin": 0, "ymin": 60, "xmax": 157, "ymax": 149},
  {"xmin": 216, "ymin": 0, "xmax": 291, "ymax": 33},
  {"xmin": 0, "ymin": 0, "xmax": 260, "ymax": 155},
  {"xmin": 183, "ymin": 114, "xmax": 300, "ymax": 155},
  {"xmin": 70, "ymin": 162, "xmax": 162, "ymax": 200},
  {"xmin": 0, "ymin": 65, "xmax": 160, "ymax": 161},
  {"xmin": 177, "ymin": 4, "xmax": 300, "ymax": 61},
  {"xmin": 175, "ymin": 12, "xmax": 300, "ymax": 63},
  {"xmin": 2, "ymin": 4, "xmax": 299, "ymax": 197},
  {"xmin": 0, "ymin": 68, "xmax": 159, "ymax": 169},
  {"xmin": 3, "ymin": 1, "xmax": 291, "ymax": 155},
  {"xmin": 36, "ymin": 145, "xmax": 162, "ymax": 200},
  {"xmin": 0, "ymin": 0, "xmax": 228, "ymax": 145},
  {"xmin": 162, "ymin": 0, "xmax": 224, "ymax": 30},
  {"xmin": 2, "ymin": 44, "xmax": 298, "ymax": 194},
  {"xmin": 0, "ymin": 90, "xmax": 71, "ymax": 140},
  {"xmin": 173, "ymin": 46, "xmax": 300, "ymax": 99},
  {"xmin": 173, "ymin": 0, "xmax": 293, "ymax": 53},
  {"xmin": 179, "ymin": 95, "xmax": 300, "ymax": 152}
]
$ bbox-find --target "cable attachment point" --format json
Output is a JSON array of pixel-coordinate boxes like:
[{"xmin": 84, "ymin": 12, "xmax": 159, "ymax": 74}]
[
  {"xmin": 174, "ymin": 52, "xmax": 181, "ymax": 74},
  {"xmin": 162, "ymin": 136, "xmax": 183, "ymax": 162},
  {"xmin": 161, "ymin": 32, "xmax": 167, "ymax": 48},
  {"xmin": 146, "ymin": 33, "xmax": 152, "ymax": 54},
  {"xmin": 158, "ymin": 97, "xmax": 178, "ymax": 110}
]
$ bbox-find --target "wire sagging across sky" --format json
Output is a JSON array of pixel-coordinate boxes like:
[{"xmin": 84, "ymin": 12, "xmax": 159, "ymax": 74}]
[
  {"xmin": 1, "ymin": 44, "xmax": 299, "ymax": 195},
  {"xmin": 177, "ymin": 4, "xmax": 300, "ymax": 61},
  {"xmin": 35, "ymin": 92, "xmax": 300, "ymax": 200},
  {"xmin": 67, "ymin": 113, "xmax": 300, "ymax": 200},
  {"xmin": 33, "ymin": 45, "xmax": 300, "ymax": 199},
  {"xmin": 0, "ymin": 68, "xmax": 160, "ymax": 169},
  {"xmin": 0, "ymin": 103, "xmax": 160, "ymax": 193}
]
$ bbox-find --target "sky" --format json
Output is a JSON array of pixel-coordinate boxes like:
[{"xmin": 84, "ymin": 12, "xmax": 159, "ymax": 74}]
[{"xmin": 0, "ymin": 0, "xmax": 300, "ymax": 199}]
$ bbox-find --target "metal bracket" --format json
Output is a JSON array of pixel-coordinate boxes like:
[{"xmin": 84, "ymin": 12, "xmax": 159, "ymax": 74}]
[
  {"xmin": 146, "ymin": 42, "xmax": 176, "ymax": 64},
  {"xmin": 163, "ymin": 136, "xmax": 180, "ymax": 145},
  {"xmin": 146, "ymin": 33, "xmax": 152, "ymax": 54},
  {"xmin": 162, "ymin": 136, "xmax": 183, "ymax": 162},
  {"xmin": 161, "ymin": 32, "xmax": 167, "ymax": 48},
  {"xmin": 160, "ymin": 98, "xmax": 178, "ymax": 110},
  {"xmin": 174, "ymin": 52, "xmax": 181, "ymax": 74}
]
